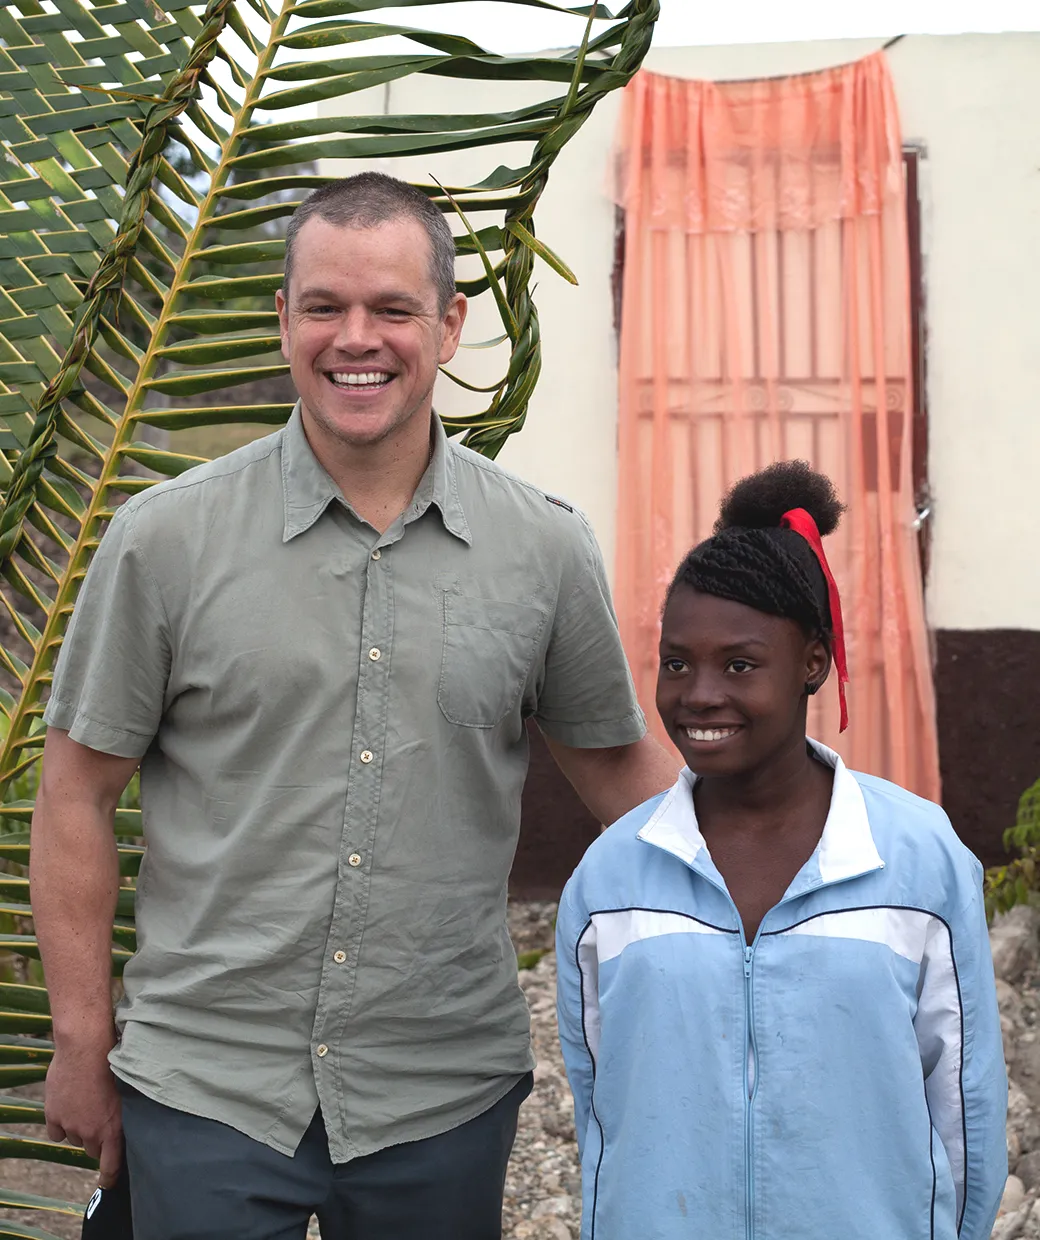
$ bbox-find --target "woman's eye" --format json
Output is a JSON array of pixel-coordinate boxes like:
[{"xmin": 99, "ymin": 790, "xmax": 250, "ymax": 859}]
[
  {"xmin": 662, "ymin": 658, "xmax": 687, "ymax": 674},
  {"xmin": 728, "ymin": 659, "xmax": 755, "ymax": 674}
]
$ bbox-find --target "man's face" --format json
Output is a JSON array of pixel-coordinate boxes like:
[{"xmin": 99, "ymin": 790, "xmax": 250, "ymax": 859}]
[{"xmin": 276, "ymin": 215, "xmax": 466, "ymax": 452}]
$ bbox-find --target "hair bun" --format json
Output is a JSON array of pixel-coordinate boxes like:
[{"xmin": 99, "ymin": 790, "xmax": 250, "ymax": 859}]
[{"xmin": 716, "ymin": 459, "xmax": 845, "ymax": 537}]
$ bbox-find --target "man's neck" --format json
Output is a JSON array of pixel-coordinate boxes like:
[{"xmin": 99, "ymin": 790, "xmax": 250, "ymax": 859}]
[{"xmin": 301, "ymin": 407, "xmax": 435, "ymax": 535}]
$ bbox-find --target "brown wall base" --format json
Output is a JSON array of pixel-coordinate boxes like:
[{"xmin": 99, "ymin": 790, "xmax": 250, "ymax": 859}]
[{"xmin": 935, "ymin": 629, "xmax": 1040, "ymax": 869}]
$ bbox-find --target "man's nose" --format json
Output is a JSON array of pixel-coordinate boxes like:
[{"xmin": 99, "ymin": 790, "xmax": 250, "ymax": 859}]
[{"xmin": 333, "ymin": 308, "xmax": 380, "ymax": 354}]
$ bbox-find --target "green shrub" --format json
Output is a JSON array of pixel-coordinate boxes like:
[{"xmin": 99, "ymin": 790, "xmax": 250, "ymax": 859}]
[{"xmin": 984, "ymin": 776, "xmax": 1040, "ymax": 922}]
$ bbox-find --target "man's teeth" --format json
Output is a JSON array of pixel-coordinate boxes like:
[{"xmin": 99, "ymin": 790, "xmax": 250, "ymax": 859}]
[
  {"xmin": 684, "ymin": 727, "xmax": 739, "ymax": 742},
  {"xmin": 329, "ymin": 372, "xmax": 391, "ymax": 386}
]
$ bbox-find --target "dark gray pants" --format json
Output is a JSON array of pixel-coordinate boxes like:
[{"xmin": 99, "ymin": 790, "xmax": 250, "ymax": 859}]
[{"xmin": 119, "ymin": 1075, "xmax": 532, "ymax": 1240}]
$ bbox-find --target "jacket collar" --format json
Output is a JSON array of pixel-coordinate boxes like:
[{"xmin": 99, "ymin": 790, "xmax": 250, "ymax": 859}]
[
  {"xmin": 637, "ymin": 738, "xmax": 884, "ymax": 890},
  {"xmin": 281, "ymin": 404, "xmax": 472, "ymax": 545}
]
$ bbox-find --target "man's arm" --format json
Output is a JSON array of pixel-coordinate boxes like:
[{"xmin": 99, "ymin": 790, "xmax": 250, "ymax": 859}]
[
  {"xmin": 543, "ymin": 730, "xmax": 679, "ymax": 827},
  {"xmin": 30, "ymin": 727, "xmax": 140, "ymax": 1187}
]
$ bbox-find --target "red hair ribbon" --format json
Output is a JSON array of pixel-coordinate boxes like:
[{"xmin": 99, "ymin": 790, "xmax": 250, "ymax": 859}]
[{"xmin": 780, "ymin": 507, "xmax": 849, "ymax": 733}]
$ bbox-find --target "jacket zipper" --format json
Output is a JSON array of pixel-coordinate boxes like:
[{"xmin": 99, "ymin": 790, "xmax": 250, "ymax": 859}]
[
  {"xmin": 643, "ymin": 840, "xmax": 885, "ymax": 1240},
  {"xmin": 743, "ymin": 940, "xmax": 757, "ymax": 1240},
  {"xmin": 735, "ymin": 873, "xmax": 880, "ymax": 1240}
]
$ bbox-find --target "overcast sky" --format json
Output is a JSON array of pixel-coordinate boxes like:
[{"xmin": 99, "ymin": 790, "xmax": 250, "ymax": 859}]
[{"xmin": 405, "ymin": 0, "xmax": 1040, "ymax": 53}]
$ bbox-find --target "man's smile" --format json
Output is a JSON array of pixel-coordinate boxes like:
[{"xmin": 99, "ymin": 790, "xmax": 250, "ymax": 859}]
[{"xmin": 325, "ymin": 369, "xmax": 395, "ymax": 393}]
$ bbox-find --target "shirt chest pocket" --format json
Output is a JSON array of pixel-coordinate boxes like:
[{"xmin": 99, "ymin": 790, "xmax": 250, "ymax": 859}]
[{"xmin": 438, "ymin": 592, "xmax": 548, "ymax": 728}]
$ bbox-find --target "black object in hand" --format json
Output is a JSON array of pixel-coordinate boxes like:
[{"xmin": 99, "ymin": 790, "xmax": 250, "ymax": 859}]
[{"xmin": 81, "ymin": 1158, "xmax": 133, "ymax": 1239}]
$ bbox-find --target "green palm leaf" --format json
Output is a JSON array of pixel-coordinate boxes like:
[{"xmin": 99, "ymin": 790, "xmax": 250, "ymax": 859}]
[
  {"xmin": 0, "ymin": 0, "xmax": 658, "ymax": 1191},
  {"xmin": 0, "ymin": 1187, "xmax": 80, "ymax": 1216},
  {"xmin": 0, "ymin": 1225, "xmax": 68, "ymax": 1240}
]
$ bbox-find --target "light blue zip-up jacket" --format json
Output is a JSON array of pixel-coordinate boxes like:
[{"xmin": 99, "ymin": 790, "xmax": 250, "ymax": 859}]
[{"xmin": 556, "ymin": 741, "xmax": 1007, "ymax": 1240}]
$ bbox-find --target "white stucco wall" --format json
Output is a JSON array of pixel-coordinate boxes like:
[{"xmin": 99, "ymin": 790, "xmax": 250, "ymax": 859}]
[{"xmin": 318, "ymin": 33, "xmax": 1040, "ymax": 630}]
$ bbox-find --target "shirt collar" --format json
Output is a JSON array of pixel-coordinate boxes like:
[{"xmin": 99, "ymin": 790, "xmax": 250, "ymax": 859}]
[
  {"xmin": 281, "ymin": 404, "xmax": 472, "ymax": 545},
  {"xmin": 637, "ymin": 738, "xmax": 884, "ymax": 888}
]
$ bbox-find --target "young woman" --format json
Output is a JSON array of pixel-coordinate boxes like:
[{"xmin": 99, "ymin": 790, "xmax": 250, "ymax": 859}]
[{"xmin": 556, "ymin": 461, "xmax": 1007, "ymax": 1240}]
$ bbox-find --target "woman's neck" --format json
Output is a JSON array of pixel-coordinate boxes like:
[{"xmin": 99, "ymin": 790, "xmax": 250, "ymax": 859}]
[{"xmin": 694, "ymin": 734, "xmax": 830, "ymax": 827}]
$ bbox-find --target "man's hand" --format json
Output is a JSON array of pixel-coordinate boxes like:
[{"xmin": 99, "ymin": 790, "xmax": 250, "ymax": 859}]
[
  {"xmin": 31, "ymin": 728, "xmax": 138, "ymax": 1188},
  {"xmin": 45, "ymin": 1031, "xmax": 123, "ymax": 1188}
]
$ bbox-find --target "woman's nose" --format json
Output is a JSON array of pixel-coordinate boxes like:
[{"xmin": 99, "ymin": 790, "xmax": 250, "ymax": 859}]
[{"xmin": 680, "ymin": 668, "xmax": 727, "ymax": 710}]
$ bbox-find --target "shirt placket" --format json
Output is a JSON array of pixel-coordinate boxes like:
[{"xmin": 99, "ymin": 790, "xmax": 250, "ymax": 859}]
[{"xmin": 311, "ymin": 532, "xmax": 396, "ymax": 1160}]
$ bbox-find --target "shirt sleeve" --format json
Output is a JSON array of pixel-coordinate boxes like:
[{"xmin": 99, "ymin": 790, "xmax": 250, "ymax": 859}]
[
  {"xmin": 44, "ymin": 501, "xmax": 171, "ymax": 758},
  {"xmin": 534, "ymin": 515, "xmax": 645, "ymax": 748},
  {"xmin": 915, "ymin": 859, "xmax": 1008, "ymax": 1240},
  {"xmin": 556, "ymin": 876, "xmax": 597, "ymax": 1158}
]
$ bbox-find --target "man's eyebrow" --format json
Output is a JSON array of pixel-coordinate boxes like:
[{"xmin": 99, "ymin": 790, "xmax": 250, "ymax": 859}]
[
  {"xmin": 295, "ymin": 287, "xmax": 338, "ymax": 302},
  {"xmin": 295, "ymin": 286, "xmax": 427, "ymax": 310}
]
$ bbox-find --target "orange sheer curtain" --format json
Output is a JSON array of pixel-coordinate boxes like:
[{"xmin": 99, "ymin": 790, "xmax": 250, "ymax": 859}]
[{"xmin": 613, "ymin": 53, "xmax": 940, "ymax": 800}]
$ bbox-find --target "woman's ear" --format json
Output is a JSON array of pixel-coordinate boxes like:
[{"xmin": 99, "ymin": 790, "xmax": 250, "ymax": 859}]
[{"xmin": 804, "ymin": 638, "xmax": 831, "ymax": 696}]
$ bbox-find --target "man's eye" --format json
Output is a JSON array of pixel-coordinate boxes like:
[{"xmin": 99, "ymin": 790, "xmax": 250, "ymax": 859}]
[
  {"xmin": 728, "ymin": 659, "xmax": 755, "ymax": 674},
  {"xmin": 306, "ymin": 305, "xmax": 337, "ymax": 315},
  {"xmin": 379, "ymin": 308, "xmax": 409, "ymax": 318}
]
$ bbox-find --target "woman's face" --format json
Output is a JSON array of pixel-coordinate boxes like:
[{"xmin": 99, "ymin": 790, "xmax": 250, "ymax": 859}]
[{"xmin": 656, "ymin": 586, "xmax": 830, "ymax": 779}]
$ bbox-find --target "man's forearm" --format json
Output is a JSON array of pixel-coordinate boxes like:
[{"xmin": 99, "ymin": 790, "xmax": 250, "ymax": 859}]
[
  {"xmin": 545, "ymin": 731, "xmax": 680, "ymax": 827},
  {"xmin": 30, "ymin": 796, "xmax": 121, "ymax": 1045}
]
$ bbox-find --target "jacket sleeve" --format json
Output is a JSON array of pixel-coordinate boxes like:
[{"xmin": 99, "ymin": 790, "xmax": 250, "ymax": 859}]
[
  {"xmin": 917, "ymin": 862, "xmax": 1007, "ymax": 1240},
  {"xmin": 556, "ymin": 880, "xmax": 596, "ymax": 1158}
]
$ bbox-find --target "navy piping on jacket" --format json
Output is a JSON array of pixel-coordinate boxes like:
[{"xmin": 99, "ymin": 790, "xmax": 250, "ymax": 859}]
[{"xmin": 575, "ymin": 921, "xmax": 603, "ymax": 1240}]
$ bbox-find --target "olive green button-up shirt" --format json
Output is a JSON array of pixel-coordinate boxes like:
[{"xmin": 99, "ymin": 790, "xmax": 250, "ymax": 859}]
[{"xmin": 44, "ymin": 406, "xmax": 644, "ymax": 1161}]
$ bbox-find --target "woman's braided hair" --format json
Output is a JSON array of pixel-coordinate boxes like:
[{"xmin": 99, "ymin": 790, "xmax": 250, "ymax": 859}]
[{"xmin": 668, "ymin": 460, "xmax": 846, "ymax": 643}]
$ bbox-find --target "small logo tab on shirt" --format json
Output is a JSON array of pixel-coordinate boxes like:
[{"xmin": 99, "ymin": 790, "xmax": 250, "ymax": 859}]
[
  {"xmin": 86, "ymin": 1188, "xmax": 102, "ymax": 1218},
  {"xmin": 544, "ymin": 494, "xmax": 573, "ymax": 513}
]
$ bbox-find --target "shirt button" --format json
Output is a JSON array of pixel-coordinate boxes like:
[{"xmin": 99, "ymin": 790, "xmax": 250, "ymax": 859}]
[
  {"xmin": 371, "ymin": 549, "xmax": 381, "ymax": 560},
  {"xmin": 360, "ymin": 750, "xmax": 373, "ymax": 764},
  {"xmin": 316, "ymin": 1044, "xmax": 329, "ymax": 1058},
  {"xmin": 368, "ymin": 648, "xmax": 381, "ymax": 661},
  {"xmin": 333, "ymin": 950, "xmax": 346, "ymax": 964},
  {"xmin": 348, "ymin": 853, "xmax": 362, "ymax": 868}
]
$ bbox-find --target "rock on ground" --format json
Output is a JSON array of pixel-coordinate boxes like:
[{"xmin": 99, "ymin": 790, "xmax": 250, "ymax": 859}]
[{"xmin": 989, "ymin": 906, "xmax": 1040, "ymax": 1238}]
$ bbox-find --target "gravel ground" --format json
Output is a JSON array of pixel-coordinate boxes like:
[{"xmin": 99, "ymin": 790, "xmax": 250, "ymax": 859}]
[
  {"xmin": 502, "ymin": 905, "xmax": 579, "ymax": 1240},
  {"xmin": 503, "ymin": 949, "xmax": 579, "ymax": 1240}
]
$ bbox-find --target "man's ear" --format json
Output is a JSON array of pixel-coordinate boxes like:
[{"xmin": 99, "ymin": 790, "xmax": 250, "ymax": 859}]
[
  {"xmin": 276, "ymin": 287, "xmax": 290, "ymax": 362},
  {"xmin": 438, "ymin": 292, "xmax": 468, "ymax": 365}
]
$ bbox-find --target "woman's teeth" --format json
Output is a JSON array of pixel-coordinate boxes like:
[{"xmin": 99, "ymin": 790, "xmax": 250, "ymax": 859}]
[
  {"xmin": 684, "ymin": 727, "xmax": 739, "ymax": 742},
  {"xmin": 328, "ymin": 371, "xmax": 391, "ymax": 387}
]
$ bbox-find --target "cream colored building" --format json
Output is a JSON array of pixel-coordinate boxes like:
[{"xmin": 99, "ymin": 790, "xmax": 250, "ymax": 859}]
[{"xmin": 319, "ymin": 33, "xmax": 1040, "ymax": 871}]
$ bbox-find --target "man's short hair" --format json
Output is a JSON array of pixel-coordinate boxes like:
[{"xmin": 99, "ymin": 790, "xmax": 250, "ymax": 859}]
[{"xmin": 283, "ymin": 173, "xmax": 457, "ymax": 311}]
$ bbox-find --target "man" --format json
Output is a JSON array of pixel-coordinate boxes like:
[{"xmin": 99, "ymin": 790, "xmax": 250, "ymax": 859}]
[{"xmin": 31, "ymin": 173, "xmax": 677, "ymax": 1240}]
